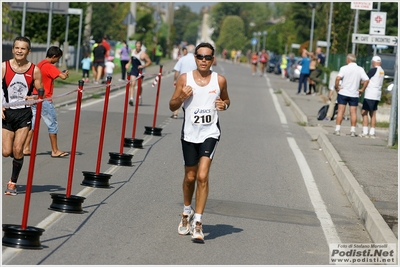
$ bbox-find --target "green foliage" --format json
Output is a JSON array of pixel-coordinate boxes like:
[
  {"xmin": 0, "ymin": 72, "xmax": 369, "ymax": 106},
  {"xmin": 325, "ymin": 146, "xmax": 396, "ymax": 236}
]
[
  {"xmin": 216, "ymin": 16, "xmax": 247, "ymax": 52},
  {"xmin": 172, "ymin": 5, "xmax": 200, "ymax": 45}
]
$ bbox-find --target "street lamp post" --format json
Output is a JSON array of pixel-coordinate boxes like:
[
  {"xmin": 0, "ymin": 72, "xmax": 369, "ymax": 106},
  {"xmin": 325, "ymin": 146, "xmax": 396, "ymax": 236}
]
[
  {"xmin": 262, "ymin": 30, "xmax": 267, "ymax": 50},
  {"xmin": 309, "ymin": 3, "xmax": 317, "ymax": 52},
  {"xmin": 257, "ymin": 32, "xmax": 261, "ymax": 52}
]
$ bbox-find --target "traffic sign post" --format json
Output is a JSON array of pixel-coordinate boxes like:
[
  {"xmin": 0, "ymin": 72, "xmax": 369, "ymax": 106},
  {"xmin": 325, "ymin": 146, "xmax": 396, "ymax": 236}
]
[
  {"xmin": 352, "ymin": 33, "xmax": 398, "ymax": 47},
  {"xmin": 369, "ymin": 11, "xmax": 386, "ymax": 35}
]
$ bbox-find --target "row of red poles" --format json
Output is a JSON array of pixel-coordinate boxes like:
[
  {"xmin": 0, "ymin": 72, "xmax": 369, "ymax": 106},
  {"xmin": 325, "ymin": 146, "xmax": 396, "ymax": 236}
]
[{"xmin": 2, "ymin": 66, "xmax": 164, "ymax": 249}]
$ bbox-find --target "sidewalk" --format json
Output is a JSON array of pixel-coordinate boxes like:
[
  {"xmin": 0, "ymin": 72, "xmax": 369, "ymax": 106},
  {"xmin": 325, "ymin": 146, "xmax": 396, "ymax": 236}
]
[{"xmin": 279, "ymin": 82, "xmax": 398, "ymax": 244}]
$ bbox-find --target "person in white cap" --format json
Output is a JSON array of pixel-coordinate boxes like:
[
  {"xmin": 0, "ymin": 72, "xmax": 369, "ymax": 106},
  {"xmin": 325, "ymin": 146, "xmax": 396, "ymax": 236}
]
[{"xmin": 359, "ymin": 56, "xmax": 385, "ymax": 138}]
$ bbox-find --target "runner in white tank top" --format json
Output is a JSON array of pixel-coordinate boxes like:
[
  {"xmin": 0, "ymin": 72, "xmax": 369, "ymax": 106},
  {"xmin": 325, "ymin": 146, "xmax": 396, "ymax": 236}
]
[
  {"xmin": 169, "ymin": 43, "xmax": 230, "ymax": 243},
  {"xmin": 182, "ymin": 70, "xmax": 221, "ymax": 143}
]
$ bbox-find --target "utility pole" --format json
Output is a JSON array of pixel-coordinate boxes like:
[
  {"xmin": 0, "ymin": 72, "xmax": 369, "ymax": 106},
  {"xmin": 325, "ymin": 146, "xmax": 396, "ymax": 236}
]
[
  {"xmin": 128, "ymin": 2, "xmax": 136, "ymax": 41},
  {"xmin": 83, "ymin": 3, "xmax": 92, "ymax": 54}
]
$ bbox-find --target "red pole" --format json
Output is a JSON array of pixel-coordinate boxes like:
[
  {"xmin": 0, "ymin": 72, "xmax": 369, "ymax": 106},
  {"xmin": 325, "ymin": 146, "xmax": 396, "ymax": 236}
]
[
  {"xmin": 66, "ymin": 80, "xmax": 84, "ymax": 198},
  {"xmin": 120, "ymin": 74, "xmax": 130, "ymax": 154},
  {"xmin": 95, "ymin": 77, "xmax": 112, "ymax": 174},
  {"xmin": 152, "ymin": 65, "xmax": 163, "ymax": 128},
  {"xmin": 131, "ymin": 69, "xmax": 143, "ymax": 139},
  {"xmin": 21, "ymin": 89, "xmax": 44, "ymax": 230}
]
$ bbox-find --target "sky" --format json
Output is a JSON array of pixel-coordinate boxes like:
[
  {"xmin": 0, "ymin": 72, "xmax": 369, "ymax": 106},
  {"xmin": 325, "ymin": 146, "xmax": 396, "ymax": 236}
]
[{"xmin": 150, "ymin": 2, "xmax": 217, "ymax": 14}]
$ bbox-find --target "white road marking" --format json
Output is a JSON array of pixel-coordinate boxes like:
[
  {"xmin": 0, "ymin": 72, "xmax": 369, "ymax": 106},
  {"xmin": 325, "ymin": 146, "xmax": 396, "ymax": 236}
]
[{"xmin": 267, "ymin": 77, "xmax": 341, "ymax": 245}]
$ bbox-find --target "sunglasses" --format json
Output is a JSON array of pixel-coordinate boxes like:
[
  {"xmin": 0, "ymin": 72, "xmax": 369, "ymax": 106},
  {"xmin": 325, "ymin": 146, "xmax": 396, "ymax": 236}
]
[{"xmin": 195, "ymin": 54, "xmax": 214, "ymax": 61}]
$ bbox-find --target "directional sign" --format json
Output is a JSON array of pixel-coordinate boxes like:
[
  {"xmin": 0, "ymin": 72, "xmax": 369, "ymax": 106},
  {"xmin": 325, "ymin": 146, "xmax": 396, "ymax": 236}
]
[
  {"xmin": 369, "ymin": 11, "xmax": 386, "ymax": 35},
  {"xmin": 351, "ymin": 2, "xmax": 373, "ymax": 10},
  {"xmin": 352, "ymin": 33, "xmax": 398, "ymax": 47},
  {"xmin": 251, "ymin": 38, "xmax": 258, "ymax": 45}
]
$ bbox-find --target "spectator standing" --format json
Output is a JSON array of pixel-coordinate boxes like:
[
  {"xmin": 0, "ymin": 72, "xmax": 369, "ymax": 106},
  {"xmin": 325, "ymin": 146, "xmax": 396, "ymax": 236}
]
[
  {"xmin": 125, "ymin": 41, "xmax": 152, "ymax": 106},
  {"xmin": 280, "ymin": 54, "xmax": 287, "ymax": 79},
  {"xmin": 307, "ymin": 52, "xmax": 317, "ymax": 94},
  {"xmin": 23, "ymin": 46, "xmax": 70, "ymax": 159},
  {"xmin": 92, "ymin": 38, "xmax": 106, "ymax": 84},
  {"xmin": 81, "ymin": 53, "xmax": 91, "ymax": 83},
  {"xmin": 359, "ymin": 56, "xmax": 385, "ymax": 138},
  {"xmin": 230, "ymin": 49, "xmax": 236, "ymax": 63},
  {"xmin": 2, "ymin": 36, "xmax": 44, "ymax": 196},
  {"xmin": 155, "ymin": 43, "xmax": 163, "ymax": 65},
  {"xmin": 119, "ymin": 40, "xmax": 131, "ymax": 81},
  {"xmin": 333, "ymin": 54, "xmax": 369, "ymax": 136},
  {"xmin": 169, "ymin": 42, "xmax": 230, "ymax": 243},
  {"xmin": 259, "ymin": 49, "xmax": 268, "ymax": 76},
  {"xmin": 105, "ymin": 56, "xmax": 115, "ymax": 79},
  {"xmin": 246, "ymin": 49, "xmax": 252, "ymax": 64},
  {"xmin": 171, "ymin": 46, "xmax": 198, "ymax": 119},
  {"xmin": 297, "ymin": 50, "xmax": 311, "ymax": 95}
]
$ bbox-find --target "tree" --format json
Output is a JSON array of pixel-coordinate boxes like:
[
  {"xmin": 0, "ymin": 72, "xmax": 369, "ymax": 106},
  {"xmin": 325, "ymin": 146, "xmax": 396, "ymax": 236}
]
[
  {"xmin": 216, "ymin": 16, "xmax": 247, "ymax": 53},
  {"xmin": 172, "ymin": 5, "xmax": 200, "ymax": 46}
]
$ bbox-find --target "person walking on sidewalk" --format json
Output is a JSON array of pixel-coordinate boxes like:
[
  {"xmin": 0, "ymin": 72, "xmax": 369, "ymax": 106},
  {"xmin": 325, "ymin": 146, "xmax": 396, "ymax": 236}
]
[
  {"xmin": 169, "ymin": 42, "xmax": 230, "ymax": 243},
  {"xmin": 171, "ymin": 45, "xmax": 197, "ymax": 119},
  {"xmin": 2, "ymin": 36, "xmax": 43, "ymax": 195},
  {"xmin": 359, "ymin": 56, "xmax": 385, "ymax": 138},
  {"xmin": 119, "ymin": 40, "xmax": 131, "ymax": 81},
  {"xmin": 23, "ymin": 46, "xmax": 70, "ymax": 158},
  {"xmin": 125, "ymin": 41, "xmax": 152, "ymax": 106},
  {"xmin": 333, "ymin": 54, "xmax": 369, "ymax": 137}
]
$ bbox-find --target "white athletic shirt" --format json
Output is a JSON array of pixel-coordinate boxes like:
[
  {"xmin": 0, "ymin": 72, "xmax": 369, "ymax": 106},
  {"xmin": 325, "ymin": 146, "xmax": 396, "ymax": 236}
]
[
  {"xmin": 182, "ymin": 71, "xmax": 221, "ymax": 143},
  {"xmin": 337, "ymin": 62, "xmax": 369, "ymax": 98},
  {"xmin": 364, "ymin": 66, "xmax": 384, "ymax": 101},
  {"xmin": 131, "ymin": 49, "xmax": 145, "ymax": 66}
]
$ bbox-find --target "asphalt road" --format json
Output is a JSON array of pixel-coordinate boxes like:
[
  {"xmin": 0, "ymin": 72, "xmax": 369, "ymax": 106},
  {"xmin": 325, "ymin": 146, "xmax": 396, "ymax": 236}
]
[{"xmin": 2, "ymin": 60, "xmax": 374, "ymax": 265}]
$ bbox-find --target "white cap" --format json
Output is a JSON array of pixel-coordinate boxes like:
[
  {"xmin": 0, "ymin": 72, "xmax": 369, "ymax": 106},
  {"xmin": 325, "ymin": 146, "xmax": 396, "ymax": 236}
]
[{"xmin": 372, "ymin": 56, "xmax": 381, "ymax": 62}]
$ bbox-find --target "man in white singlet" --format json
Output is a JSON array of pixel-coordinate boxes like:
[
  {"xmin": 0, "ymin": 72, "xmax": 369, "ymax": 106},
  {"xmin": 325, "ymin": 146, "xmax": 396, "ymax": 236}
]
[{"xmin": 169, "ymin": 42, "xmax": 230, "ymax": 243}]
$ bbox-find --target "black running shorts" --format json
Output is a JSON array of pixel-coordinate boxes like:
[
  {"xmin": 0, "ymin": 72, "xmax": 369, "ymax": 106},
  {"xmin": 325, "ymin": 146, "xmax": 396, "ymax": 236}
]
[
  {"xmin": 181, "ymin": 138, "xmax": 218, "ymax": 166},
  {"xmin": 2, "ymin": 108, "xmax": 32, "ymax": 132}
]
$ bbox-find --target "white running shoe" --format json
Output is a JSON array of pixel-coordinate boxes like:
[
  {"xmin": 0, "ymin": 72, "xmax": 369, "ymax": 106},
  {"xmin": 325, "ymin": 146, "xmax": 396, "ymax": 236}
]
[
  {"xmin": 178, "ymin": 209, "xmax": 194, "ymax": 235},
  {"xmin": 333, "ymin": 130, "xmax": 340, "ymax": 136},
  {"xmin": 369, "ymin": 134, "xmax": 376, "ymax": 139},
  {"xmin": 350, "ymin": 131, "xmax": 357, "ymax": 137},
  {"xmin": 191, "ymin": 221, "xmax": 204, "ymax": 243},
  {"xmin": 359, "ymin": 133, "xmax": 369, "ymax": 138}
]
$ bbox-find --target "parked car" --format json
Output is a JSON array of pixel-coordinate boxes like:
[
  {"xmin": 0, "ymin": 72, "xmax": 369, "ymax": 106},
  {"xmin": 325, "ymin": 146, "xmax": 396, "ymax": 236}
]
[
  {"xmin": 376, "ymin": 53, "xmax": 396, "ymax": 80},
  {"xmin": 267, "ymin": 54, "xmax": 280, "ymax": 73},
  {"xmin": 289, "ymin": 58, "xmax": 303, "ymax": 82},
  {"xmin": 274, "ymin": 56, "xmax": 295, "ymax": 78}
]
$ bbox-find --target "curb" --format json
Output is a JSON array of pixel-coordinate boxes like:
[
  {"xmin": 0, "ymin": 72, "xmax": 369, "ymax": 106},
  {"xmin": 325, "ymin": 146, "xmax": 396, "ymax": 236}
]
[
  {"xmin": 317, "ymin": 134, "xmax": 398, "ymax": 243},
  {"xmin": 281, "ymin": 89, "xmax": 308, "ymax": 125},
  {"xmin": 280, "ymin": 88, "xmax": 398, "ymax": 244}
]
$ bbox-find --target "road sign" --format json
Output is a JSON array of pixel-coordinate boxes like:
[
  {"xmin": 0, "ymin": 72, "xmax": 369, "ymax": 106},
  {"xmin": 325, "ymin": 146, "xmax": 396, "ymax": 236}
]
[
  {"xmin": 350, "ymin": 2, "xmax": 373, "ymax": 10},
  {"xmin": 122, "ymin": 12, "xmax": 136, "ymax": 25},
  {"xmin": 369, "ymin": 11, "xmax": 386, "ymax": 35},
  {"xmin": 352, "ymin": 33, "xmax": 398, "ymax": 46},
  {"xmin": 251, "ymin": 38, "xmax": 258, "ymax": 45}
]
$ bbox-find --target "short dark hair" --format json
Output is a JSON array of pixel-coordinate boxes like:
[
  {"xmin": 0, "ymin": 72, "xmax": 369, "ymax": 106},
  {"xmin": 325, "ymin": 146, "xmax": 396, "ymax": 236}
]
[
  {"xmin": 46, "ymin": 46, "xmax": 63, "ymax": 58},
  {"xmin": 13, "ymin": 36, "xmax": 31, "ymax": 50},
  {"xmin": 195, "ymin": 42, "xmax": 214, "ymax": 56}
]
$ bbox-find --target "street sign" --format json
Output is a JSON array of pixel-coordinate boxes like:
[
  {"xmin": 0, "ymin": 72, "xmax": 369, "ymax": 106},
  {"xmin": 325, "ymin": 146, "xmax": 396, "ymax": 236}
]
[
  {"xmin": 251, "ymin": 38, "xmax": 258, "ymax": 45},
  {"xmin": 369, "ymin": 11, "xmax": 386, "ymax": 35},
  {"xmin": 122, "ymin": 12, "xmax": 136, "ymax": 25},
  {"xmin": 352, "ymin": 33, "xmax": 398, "ymax": 46},
  {"xmin": 350, "ymin": 1, "xmax": 373, "ymax": 10}
]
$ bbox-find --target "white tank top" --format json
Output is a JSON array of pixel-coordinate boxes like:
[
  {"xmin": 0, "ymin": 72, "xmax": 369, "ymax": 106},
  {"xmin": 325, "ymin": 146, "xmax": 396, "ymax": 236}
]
[
  {"xmin": 182, "ymin": 71, "xmax": 221, "ymax": 143},
  {"xmin": 364, "ymin": 66, "xmax": 384, "ymax": 101},
  {"xmin": 131, "ymin": 49, "xmax": 145, "ymax": 66}
]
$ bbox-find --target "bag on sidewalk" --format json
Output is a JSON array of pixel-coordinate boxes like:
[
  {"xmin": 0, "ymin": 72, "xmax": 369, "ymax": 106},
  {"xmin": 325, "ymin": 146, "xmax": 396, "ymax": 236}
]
[
  {"xmin": 317, "ymin": 105, "xmax": 329, "ymax": 120},
  {"xmin": 317, "ymin": 104, "xmax": 337, "ymax": 120}
]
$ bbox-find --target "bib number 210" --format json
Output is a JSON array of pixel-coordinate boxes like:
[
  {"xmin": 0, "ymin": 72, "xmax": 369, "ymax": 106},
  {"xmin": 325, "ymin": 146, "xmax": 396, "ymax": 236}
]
[{"xmin": 194, "ymin": 114, "xmax": 212, "ymax": 124}]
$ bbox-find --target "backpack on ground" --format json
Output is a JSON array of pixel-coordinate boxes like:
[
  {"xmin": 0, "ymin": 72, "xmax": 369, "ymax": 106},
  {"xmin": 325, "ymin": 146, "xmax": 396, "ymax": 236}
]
[{"xmin": 317, "ymin": 104, "xmax": 337, "ymax": 120}]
